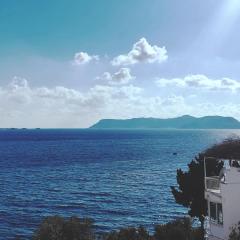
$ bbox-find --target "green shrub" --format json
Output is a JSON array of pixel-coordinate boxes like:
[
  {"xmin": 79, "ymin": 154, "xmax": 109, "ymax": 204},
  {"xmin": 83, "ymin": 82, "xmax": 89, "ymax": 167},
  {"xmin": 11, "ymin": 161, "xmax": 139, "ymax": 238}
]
[
  {"xmin": 103, "ymin": 226, "xmax": 151, "ymax": 240},
  {"xmin": 31, "ymin": 215, "xmax": 202, "ymax": 240},
  {"xmin": 154, "ymin": 217, "xmax": 201, "ymax": 240},
  {"xmin": 154, "ymin": 218, "xmax": 190, "ymax": 240},
  {"xmin": 229, "ymin": 222, "xmax": 240, "ymax": 240},
  {"xmin": 32, "ymin": 216, "xmax": 94, "ymax": 240}
]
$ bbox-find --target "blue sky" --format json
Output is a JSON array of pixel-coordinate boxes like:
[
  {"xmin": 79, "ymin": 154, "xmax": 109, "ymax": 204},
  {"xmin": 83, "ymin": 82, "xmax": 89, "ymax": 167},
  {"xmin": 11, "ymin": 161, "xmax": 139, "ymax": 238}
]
[
  {"xmin": 0, "ymin": 0, "xmax": 209, "ymax": 57},
  {"xmin": 1, "ymin": 0, "xmax": 240, "ymax": 127}
]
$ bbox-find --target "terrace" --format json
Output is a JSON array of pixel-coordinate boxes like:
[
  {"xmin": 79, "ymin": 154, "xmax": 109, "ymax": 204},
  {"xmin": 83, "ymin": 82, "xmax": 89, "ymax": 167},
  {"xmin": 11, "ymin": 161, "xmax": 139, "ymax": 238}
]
[{"xmin": 205, "ymin": 176, "xmax": 220, "ymax": 191}]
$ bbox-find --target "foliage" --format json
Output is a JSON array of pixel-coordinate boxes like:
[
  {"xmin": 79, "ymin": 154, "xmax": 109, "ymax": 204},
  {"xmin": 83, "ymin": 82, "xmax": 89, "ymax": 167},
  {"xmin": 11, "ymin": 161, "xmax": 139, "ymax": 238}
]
[
  {"xmin": 204, "ymin": 138, "xmax": 240, "ymax": 160},
  {"xmin": 171, "ymin": 154, "xmax": 223, "ymax": 224},
  {"xmin": 154, "ymin": 217, "xmax": 201, "ymax": 240},
  {"xmin": 30, "ymin": 216, "xmax": 202, "ymax": 240},
  {"xmin": 32, "ymin": 216, "xmax": 94, "ymax": 240},
  {"xmin": 229, "ymin": 222, "xmax": 240, "ymax": 240},
  {"xmin": 104, "ymin": 226, "xmax": 151, "ymax": 240},
  {"xmin": 191, "ymin": 227, "xmax": 202, "ymax": 240}
]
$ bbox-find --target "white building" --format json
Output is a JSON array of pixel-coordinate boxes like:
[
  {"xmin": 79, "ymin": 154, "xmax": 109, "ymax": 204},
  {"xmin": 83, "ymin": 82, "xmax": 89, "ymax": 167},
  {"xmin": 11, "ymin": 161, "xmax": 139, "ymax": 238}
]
[{"xmin": 204, "ymin": 159, "xmax": 240, "ymax": 240}]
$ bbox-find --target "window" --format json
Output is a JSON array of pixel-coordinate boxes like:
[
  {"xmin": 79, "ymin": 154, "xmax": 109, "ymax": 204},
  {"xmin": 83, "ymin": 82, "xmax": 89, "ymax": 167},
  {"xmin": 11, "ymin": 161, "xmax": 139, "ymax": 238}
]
[
  {"xmin": 210, "ymin": 202, "xmax": 216, "ymax": 221},
  {"xmin": 217, "ymin": 203, "xmax": 223, "ymax": 224},
  {"xmin": 209, "ymin": 202, "xmax": 223, "ymax": 225}
]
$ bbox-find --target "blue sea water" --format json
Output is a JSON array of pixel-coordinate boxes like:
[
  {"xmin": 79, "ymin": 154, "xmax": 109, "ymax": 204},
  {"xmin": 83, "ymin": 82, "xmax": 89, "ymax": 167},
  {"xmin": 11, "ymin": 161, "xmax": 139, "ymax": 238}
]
[{"xmin": 0, "ymin": 129, "xmax": 239, "ymax": 239}]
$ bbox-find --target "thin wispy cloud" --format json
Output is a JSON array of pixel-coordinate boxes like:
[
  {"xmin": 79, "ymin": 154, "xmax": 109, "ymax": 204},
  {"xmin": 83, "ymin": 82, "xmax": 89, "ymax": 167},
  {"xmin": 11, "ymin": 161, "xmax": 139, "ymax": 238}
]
[{"xmin": 156, "ymin": 75, "xmax": 240, "ymax": 92}]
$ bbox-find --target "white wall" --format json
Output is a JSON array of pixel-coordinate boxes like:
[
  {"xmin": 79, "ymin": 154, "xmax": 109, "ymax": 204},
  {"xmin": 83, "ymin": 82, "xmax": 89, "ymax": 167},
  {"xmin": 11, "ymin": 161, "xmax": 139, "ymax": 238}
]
[
  {"xmin": 207, "ymin": 167, "xmax": 240, "ymax": 240},
  {"xmin": 221, "ymin": 167, "xmax": 240, "ymax": 239}
]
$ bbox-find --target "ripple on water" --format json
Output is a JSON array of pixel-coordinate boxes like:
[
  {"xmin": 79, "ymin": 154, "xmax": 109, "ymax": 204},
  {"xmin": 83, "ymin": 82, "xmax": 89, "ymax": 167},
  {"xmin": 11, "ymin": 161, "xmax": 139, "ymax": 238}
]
[{"xmin": 0, "ymin": 129, "xmax": 239, "ymax": 239}]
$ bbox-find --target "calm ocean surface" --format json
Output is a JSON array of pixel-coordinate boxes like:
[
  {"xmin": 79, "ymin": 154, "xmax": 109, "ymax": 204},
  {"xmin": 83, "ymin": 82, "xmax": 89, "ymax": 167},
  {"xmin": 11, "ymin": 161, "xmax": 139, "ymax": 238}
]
[{"xmin": 0, "ymin": 129, "xmax": 239, "ymax": 239}]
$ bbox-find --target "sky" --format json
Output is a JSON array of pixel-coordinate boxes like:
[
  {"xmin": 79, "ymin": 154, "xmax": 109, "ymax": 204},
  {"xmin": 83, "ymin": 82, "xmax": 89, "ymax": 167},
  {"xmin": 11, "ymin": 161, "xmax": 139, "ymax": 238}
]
[{"xmin": 1, "ymin": 0, "xmax": 240, "ymax": 128}]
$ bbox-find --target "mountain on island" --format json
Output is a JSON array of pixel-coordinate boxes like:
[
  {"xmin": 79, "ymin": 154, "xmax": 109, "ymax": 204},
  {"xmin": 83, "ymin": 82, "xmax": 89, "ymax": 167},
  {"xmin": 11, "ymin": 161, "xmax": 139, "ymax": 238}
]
[{"xmin": 90, "ymin": 115, "xmax": 240, "ymax": 129}]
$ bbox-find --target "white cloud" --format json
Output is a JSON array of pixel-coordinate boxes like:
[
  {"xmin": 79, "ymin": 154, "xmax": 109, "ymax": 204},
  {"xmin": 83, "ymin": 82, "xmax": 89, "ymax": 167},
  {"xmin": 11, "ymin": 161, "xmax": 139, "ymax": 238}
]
[
  {"xmin": 156, "ymin": 74, "xmax": 240, "ymax": 92},
  {"xmin": 97, "ymin": 68, "xmax": 135, "ymax": 85},
  {"xmin": 0, "ymin": 78, "xmax": 144, "ymax": 128},
  {"xmin": 9, "ymin": 76, "xmax": 29, "ymax": 89},
  {"xmin": 73, "ymin": 52, "xmax": 99, "ymax": 65},
  {"xmin": 1, "ymin": 77, "xmax": 240, "ymax": 128},
  {"xmin": 6, "ymin": 77, "xmax": 32, "ymax": 104},
  {"xmin": 111, "ymin": 38, "xmax": 168, "ymax": 66}
]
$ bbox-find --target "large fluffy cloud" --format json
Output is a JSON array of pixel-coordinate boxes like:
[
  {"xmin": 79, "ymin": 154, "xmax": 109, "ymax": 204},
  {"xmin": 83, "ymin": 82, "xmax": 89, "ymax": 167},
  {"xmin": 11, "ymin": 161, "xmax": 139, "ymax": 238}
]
[
  {"xmin": 73, "ymin": 52, "xmax": 99, "ymax": 65},
  {"xmin": 97, "ymin": 68, "xmax": 135, "ymax": 85},
  {"xmin": 156, "ymin": 74, "xmax": 240, "ymax": 91},
  {"xmin": 111, "ymin": 38, "xmax": 168, "ymax": 66}
]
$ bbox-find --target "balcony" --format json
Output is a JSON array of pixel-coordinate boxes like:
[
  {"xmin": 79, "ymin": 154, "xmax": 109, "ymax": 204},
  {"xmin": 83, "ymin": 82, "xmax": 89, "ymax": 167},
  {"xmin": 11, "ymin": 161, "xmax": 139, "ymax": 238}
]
[{"xmin": 205, "ymin": 176, "xmax": 220, "ymax": 191}]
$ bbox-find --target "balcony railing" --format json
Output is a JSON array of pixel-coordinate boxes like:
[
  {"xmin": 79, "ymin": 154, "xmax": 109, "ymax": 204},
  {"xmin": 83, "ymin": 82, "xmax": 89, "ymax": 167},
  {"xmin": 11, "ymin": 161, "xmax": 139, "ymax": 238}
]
[{"xmin": 205, "ymin": 176, "xmax": 220, "ymax": 190}]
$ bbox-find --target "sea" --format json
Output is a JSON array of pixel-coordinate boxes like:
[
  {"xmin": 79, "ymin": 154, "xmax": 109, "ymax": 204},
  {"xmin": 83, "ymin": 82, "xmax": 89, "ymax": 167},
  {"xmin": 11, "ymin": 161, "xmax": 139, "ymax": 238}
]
[{"xmin": 0, "ymin": 129, "xmax": 239, "ymax": 239}]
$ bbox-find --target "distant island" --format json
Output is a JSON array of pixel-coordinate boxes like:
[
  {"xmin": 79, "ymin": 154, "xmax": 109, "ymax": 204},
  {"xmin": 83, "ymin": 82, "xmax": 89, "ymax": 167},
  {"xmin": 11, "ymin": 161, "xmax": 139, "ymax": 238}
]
[{"xmin": 90, "ymin": 115, "xmax": 240, "ymax": 129}]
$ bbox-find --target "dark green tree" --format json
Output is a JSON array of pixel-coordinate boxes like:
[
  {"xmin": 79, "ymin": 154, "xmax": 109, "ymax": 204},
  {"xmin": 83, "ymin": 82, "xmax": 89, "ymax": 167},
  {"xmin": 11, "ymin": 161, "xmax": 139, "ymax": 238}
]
[
  {"xmin": 62, "ymin": 217, "xmax": 94, "ymax": 240},
  {"xmin": 32, "ymin": 215, "xmax": 65, "ymax": 240},
  {"xmin": 103, "ymin": 226, "xmax": 151, "ymax": 240},
  {"xmin": 229, "ymin": 222, "xmax": 240, "ymax": 240},
  {"xmin": 154, "ymin": 217, "xmax": 194, "ymax": 240},
  {"xmin": 171, "ymin": 139, "xmax": 240, "ymax": 238},
  {"xmin": 32, "ymin": 215, "xmax": 94, "ymax": 240}
]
